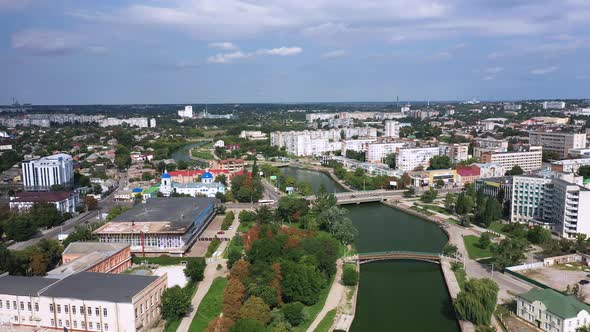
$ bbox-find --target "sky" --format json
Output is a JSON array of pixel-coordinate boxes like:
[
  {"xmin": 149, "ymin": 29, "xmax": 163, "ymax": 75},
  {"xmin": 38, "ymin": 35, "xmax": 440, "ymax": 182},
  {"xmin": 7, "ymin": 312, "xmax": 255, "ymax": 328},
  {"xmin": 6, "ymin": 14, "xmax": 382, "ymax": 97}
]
[{"xmin": 1, "ymin": 0, "xmax": 589, "ymax": 105}]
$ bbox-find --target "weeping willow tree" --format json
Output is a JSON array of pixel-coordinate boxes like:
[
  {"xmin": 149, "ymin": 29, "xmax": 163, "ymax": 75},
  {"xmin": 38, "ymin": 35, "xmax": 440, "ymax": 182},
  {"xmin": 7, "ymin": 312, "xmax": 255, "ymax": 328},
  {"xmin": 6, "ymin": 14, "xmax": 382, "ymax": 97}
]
[{"xmin": 454, "ymin": 278, "xmax": 499, "ymax": 325}]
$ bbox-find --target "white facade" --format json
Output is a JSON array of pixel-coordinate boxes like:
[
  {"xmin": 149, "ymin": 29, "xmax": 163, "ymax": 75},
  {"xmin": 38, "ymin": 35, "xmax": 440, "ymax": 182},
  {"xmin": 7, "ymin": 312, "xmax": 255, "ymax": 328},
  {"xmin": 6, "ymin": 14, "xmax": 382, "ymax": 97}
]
[
  {"xmin": 517, "ymin": 289, "xmax": 590, "ymax": 332},
  {"xmin": 149, "ymin": 118, "xmax": 157, "ymax": 128},
  {"xmin": 22, "ymin": 154, "xmax": 74, "ymax": 191},
  {"xmin": 529, "ymin": 132, "xmax": 586, "ymax": 159},
  {"xmin": 396, "ymin": 147, "xmax": 441, "ymax": 171},
  {"xmin": 384, "ymin": 120, "xmax": 400, "ymax": 138},
  {"xmin": 271, "ymin": 128, "xmax": 377, "ymax": 156},
  {"xmin": 542, "ymin": 101, "xmax": 566, "ymax": 109},
  {"xmin": 160, "ymin": 170, "xmax": 225, "ymax": 198},
  {"xmin": 365, "ymin": 142, "xmax": 405, "ymax": 163},
  {"xmin": 439, "ymin": 143, "xmax": 469, "ymax": 163},
  {"xmin": 341, "ymin": 139, "xmax": 377, "ymax": 154},
  {"xmin": 239, "ymin": 131, "xmax": 267, "ymax": 140},
  {"xmin": 98, "ymin": 118, "xmax": 149, "ymax": 128},
  {"xmin": 481, "ymin": 147, "xmax": 543, "ymax": 172},
  {"xmin": 178, "ymin": 106, "xmax": 193, "ymax": 118}
]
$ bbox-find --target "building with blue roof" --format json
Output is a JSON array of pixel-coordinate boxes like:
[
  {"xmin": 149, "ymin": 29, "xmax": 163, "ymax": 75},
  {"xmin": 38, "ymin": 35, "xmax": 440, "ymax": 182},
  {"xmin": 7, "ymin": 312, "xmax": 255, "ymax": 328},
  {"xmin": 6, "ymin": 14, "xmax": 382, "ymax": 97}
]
[{"xmin": 159, "ymin": 170, "xmax": 224, "ymax": 198}]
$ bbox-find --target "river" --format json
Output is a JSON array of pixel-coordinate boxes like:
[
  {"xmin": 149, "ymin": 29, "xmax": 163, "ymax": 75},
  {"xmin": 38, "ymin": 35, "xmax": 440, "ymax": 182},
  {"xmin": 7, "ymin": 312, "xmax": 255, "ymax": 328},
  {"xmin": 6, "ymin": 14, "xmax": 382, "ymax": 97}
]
[
  {"xmin": 170, "ymin": 141, "xmax": 211, "ymax": 163},
  {"xmin": 281, "ymin": 167, "xmax": 460, "ymax": 332}
]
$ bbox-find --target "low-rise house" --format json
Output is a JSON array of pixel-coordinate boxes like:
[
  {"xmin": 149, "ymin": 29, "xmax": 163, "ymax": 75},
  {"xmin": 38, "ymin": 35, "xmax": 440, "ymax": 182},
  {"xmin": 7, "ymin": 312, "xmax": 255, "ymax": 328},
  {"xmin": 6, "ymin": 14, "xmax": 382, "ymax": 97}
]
[
  {"xmin": 517, "ymin": 288, "xmax": 590, "ymax": 332},
  {"xmin": 47, "ymin": 243, "xmax": 132, "ymax": 279},
  {"xmin": 456, "ymin": 165, "xmax": 481, "ymax": 184}
]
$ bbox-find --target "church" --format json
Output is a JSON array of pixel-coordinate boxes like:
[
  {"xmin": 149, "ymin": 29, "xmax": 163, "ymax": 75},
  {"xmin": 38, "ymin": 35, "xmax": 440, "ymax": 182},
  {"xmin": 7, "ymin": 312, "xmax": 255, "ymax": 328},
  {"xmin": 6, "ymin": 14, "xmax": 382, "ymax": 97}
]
[{"xmin": 159, "ymin": 169, "xmax": 225, "ymax": 198}]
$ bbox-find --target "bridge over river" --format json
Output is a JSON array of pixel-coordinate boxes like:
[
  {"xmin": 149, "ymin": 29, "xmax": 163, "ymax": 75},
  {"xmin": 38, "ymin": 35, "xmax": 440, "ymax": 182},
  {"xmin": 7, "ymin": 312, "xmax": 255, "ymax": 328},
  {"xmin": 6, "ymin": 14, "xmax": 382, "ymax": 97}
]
[
  {"xmin": 305, "ymin": 188, "xmax": 462, "ymax": 205},
  {"xmin": 352, "ymin": 250, "xmax": 461, "ymax": 265}
]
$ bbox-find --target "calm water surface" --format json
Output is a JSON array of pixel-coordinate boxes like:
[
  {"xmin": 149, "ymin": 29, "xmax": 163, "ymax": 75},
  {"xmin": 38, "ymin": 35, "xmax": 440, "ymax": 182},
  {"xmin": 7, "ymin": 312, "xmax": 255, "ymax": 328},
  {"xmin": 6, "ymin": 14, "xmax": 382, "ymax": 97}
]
[{"xmin": 279, "ymin": 167, "xmax": 346, "ymax": 194}]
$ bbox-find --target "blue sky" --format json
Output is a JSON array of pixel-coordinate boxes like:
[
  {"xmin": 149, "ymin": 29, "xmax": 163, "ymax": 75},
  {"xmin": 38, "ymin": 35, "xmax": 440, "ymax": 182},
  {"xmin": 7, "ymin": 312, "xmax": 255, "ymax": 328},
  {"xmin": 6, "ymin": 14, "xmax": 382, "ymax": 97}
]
[{"xmin": 1, "ymin": 0, "xmax": 589, "ymax": 104}]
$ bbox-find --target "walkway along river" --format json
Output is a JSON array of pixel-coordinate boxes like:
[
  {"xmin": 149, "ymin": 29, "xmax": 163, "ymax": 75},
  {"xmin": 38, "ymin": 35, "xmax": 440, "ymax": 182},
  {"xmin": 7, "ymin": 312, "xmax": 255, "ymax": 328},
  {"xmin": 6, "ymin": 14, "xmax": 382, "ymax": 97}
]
[{"xmin": 281, "ymin": 167, "xmax": 460, "ymax": 332}]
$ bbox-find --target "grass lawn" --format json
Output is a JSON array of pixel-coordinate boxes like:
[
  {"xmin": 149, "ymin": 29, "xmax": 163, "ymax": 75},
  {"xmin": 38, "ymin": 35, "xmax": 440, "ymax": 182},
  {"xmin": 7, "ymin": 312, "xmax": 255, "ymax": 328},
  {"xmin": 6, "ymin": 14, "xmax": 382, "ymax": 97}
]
[
  {"xmin": 237, "ymin": 222, "xmax": 253, "ymax": 233},
  {"xmin": 292, "ymin": 275, "xmax": 335, "ymax": 332},
  {"xmin": 421, "ymin": 204, "xmax": 451, "ymax": 215},
  {"xmin": 452, "ymin": 265, "xmax": 467, "ymax": 291},
  {"xmin": 188, "ymin": 277, "xmax": 228, "ymax": 332},
  {"xmin": 463, "ymin": 235, "xmax": 494, "ymax": 259},
  {"xmin": 488, "ymin": 221, "xmax": 506, "ymax": 234},
  {"xmin": 410, "ymin": 206, "xmax": 435, "ymax": 216},
  {"xmin": 132, "ymin": 256, "xmax": 199, "ymax": 266},
  {"xmin": 223, "ymin": 235, "xmax": 243, "ymax": 259},
  {"xmin": 446, "ymin": 218, "xmax": 459, "ymax": 225},
  {"xmin": 191, "ymin": 150, "xmax": 214, "ymax": 160},
  {"xmin": 313, "ymin": 309, "xmax": 337, "ymax": 332}
]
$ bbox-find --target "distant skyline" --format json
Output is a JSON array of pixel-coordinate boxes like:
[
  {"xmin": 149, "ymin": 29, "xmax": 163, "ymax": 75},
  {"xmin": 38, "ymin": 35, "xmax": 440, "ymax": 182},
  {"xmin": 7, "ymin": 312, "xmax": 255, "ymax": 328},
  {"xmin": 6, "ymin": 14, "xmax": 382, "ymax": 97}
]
[{"xmin": 1, "ymin": 0, "xmax": 589, "ymax": 104}]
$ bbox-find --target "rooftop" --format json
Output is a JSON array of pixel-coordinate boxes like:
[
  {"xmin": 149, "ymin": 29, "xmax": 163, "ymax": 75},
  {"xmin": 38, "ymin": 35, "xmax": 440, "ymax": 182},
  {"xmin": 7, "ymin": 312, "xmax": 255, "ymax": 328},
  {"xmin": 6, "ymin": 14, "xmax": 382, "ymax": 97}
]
[
  {"xmin": 519, "ymin": 288, "xmax": 590, "ymax": 319},
  {"xmin": 63, "ymin": 242, "xmax": 129, "ymax": 256},
  {"xmin": 10, "ymin": 191, "xmax": 73, "ymax": 203},
  {"xmin": 0, "ymin": 275, "xmax": 56, "ymax": 296},
  {"xmin": 42, "ymin": 272, "xmax": 159, "ymax": 303}
]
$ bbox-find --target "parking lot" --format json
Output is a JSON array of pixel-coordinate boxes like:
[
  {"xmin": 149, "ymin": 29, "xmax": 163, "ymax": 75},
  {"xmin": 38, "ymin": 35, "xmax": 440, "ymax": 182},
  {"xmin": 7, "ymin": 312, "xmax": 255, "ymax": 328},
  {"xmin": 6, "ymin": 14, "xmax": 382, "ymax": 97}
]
[
  {"xmin": 185, "ymin": 210, "xmax": 238, "ymax": 257},
  {"xmin": 522, "ymin": 264, "xmax": 590, "ymax": 302}
]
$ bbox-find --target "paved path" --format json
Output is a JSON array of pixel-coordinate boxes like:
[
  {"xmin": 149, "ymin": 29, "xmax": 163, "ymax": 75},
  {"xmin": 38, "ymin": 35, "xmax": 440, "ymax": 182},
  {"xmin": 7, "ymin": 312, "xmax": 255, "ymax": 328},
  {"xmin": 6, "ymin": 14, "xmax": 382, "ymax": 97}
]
[{"xmin": 306, "ymin": 259, "xmax": 344, "ymax": 332}]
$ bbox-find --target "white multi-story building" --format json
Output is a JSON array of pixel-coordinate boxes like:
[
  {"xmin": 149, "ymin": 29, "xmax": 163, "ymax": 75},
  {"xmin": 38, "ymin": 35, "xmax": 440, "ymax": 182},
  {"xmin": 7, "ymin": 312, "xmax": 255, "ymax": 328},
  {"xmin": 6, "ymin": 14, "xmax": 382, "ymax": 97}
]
[
  {"xmin": 149, "ymin": 118, "xmax": 157, "ymax": 128},
  {"xmin": 542, "ymin": 101, "xmax": 566, "ymax": 109},
  {"xmin": 98, "ymin": 118, "xmax": 149, "ymax": 128},
  {"xmin": 396, "ymin": 147, "xmax": 441, "ymax": 171},
  {"xmin": 178, "ymin": 105, "xmax": 193, "ymax": 118},
  {"xmin": 511, "ymin": 175, "xmax": 590, "ymax": 238},
  {"xmin": 271, "ymin": 128, "xmax": 377, "ymax": 156},
  {"xmin": 529, "ymin": 131, "xmax": 586, "ymax": 159},
  {"xmin": 239, "ymin": 130, "xmax": 267, "ymax": 140},
  {"xmin": 305, "ymin": 113, "xmax": 336, "ymax": 122},
  {"xmin": 480, "ymin": 146, "xmax": 542, "ymax": 172},
  {"xmin": 503, "ymin": 103, "xmax": 522, "ymax": 111},
  {"xmin": 341, "ymin": 139, "xmax": 377, "ymax": 154},
  {"xmin": 0, "ymin": 272, "xmax": 166, "ymax": 332},
  {"xmin": 9, "ymin": 191, "xmax": 79, "ymax": 214},
  {"xmin": 22, "ymin": 154, "xmax": 74, "ymax": 191},
  {"xmin": 384, "ymin": 120, "xmax": 400, "ymax": 138},
  {"xmin": 365, "ymin": 142, "xmax": 405, "ymax": 163},
  {"xmin": 517, "ymin": 288, "xmax": 590, "ymax": 332},
  {"xmin": 439, "ymin": 143, "xmax": 469, "ymax": 163},
  {"xmin": 551, "ymin": 158, "xmax": 590, "ymax": 173}
]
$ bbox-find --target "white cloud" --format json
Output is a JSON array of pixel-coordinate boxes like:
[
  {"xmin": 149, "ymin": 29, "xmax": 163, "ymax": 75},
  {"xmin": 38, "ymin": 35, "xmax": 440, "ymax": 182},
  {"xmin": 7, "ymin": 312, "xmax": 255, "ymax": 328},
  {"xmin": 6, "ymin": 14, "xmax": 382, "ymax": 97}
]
[
  {"xmin": 530, "ymin": 66, "xmax": 559, "ymax": 75},
  {"xmin": 207, "ymin": 51, "xmax": 249, "ymax": 64},
  {"xmin": 256, "ymin": 47, "xmax": 302, "ymax": 56},
  {"xmin": 208, "ymin": 42, "xmax": 238, "ymax": 50},
  {"xmin": 12, "ymin": 29, "xmax": 82, "ymax": 55},
  {"xmin": 321, "ymin": 49, "xmax": 349, "ymax": 59}
]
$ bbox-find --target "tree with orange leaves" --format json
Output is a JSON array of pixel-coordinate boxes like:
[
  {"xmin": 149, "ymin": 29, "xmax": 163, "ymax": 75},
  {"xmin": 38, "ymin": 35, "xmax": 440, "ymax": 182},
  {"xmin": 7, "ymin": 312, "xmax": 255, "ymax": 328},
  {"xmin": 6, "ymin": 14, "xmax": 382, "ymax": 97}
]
[
  {"xmin": 230, "ymin": 259, "xmax": 250, "ymax": 282},
  {"xmin": 204, "ymin": 316, "xmax": 234, "ymax": 332},
  {"xmin": 222, "ymin": 278, "xmax": 245, "ymax": 321},
  {"xmin": 271, "ymin": 262, "xmax": 283, "ymax": 306}
]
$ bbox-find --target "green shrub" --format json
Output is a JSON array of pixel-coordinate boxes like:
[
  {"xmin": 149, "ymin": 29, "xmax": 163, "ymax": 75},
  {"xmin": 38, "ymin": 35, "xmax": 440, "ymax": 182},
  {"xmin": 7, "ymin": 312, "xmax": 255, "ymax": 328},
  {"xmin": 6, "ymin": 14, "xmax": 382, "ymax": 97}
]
[{"xmin": 282, "ymin": 302, "xmax": 305, "ymax": 326}]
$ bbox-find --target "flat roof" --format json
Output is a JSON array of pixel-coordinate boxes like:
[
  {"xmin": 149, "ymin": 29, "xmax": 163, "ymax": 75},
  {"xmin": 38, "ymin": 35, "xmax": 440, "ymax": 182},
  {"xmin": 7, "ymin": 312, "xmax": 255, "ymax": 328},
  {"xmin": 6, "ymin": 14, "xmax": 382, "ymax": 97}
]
[
  {"xmin": 112, "ymin": 197, "xmax": 214, "ymax": 224},
  {"xmin": 0, "ymin": 275, "xmax": 56, "ymax": 296},
  {"xmin": 63, "ymin": 242, "xmax": 129, "ymax": 256},
  {"xmin": 42, "ymin": 272, "xmax": 159, "ymax": 303},
  {"xmin": 10, "ymin": 191, "xmax": 73, "ymax": 203}
]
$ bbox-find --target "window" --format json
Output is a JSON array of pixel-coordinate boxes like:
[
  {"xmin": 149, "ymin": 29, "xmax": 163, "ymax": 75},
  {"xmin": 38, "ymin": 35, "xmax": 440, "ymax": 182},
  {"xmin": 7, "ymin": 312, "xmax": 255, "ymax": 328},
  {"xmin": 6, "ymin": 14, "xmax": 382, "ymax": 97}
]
[
  {"xmin": 0, "ymin": 301, "xmax": 2, "ymax": 309},
  {"xmin": 104, "ymin": 323, "xmax": 109, "ymax": 331},
  {"xmin": 50, "ymin": 319, "xmax": 55, "ymax": 327},
  {"xmin": 35, "ymin": 303, "xmax": 39, "ymax": 312},
  {"xmin": 95, "ymin": 307, "xmax": 100, "ymax": 316},
  {"xmin": 65, "ymin": 305, "xmax": 69, "ymax": 314},
  {"xmin": 66, "ymin": 320, "xmax": 70, "ymax": 328},
  {"xmin": 135, "ymin": 308, "xmax": 137, "ymax": 318},
  {"xmin": 58, "ymin": 319, "xmax": 62, "ymax": 327},
  {"xmin": 19, "ymin": 302, "xmax": 24, "ymax": 310},
  {"xmin": 80, "ymin": 306, "xmax": 84, "ymax": 314},
  {"xmin": 72, "ymin": 306, "xmax": 76, "ymax": 315},
  {"xmin": 141, "ymin": 304, "xmax": 144, "ymax": 313},
  {"xmin": 89, "ymin": 322, "xmax": 93, "ymax": 329},
  {"xmin": 49, "ymin": 304, "xmax": 54, "ymax": 313},
  {"xmin": 88, "ymin": 307, "xmax": 92, "ymax": 315},
  {"xmin": 81, "ymin": 321, "xmax": 86, "ymax": 329},
  {"xmin": 103, "ymin": 308, "xmax": 107, "ymax": 317},
  {"xmin": 57, "ymin": 304, "xmax": 61, "ymax": 314},
  {"xmin": 74, "ymin": 321, "xmax": 78, "ymax": 328},
  {"xmin": 97, "ymin": 323, "xmax": 101, "ymax": 330},
  {"xmin": 12, "ymin": 301, "xmax": 16, "ymax": 309}
]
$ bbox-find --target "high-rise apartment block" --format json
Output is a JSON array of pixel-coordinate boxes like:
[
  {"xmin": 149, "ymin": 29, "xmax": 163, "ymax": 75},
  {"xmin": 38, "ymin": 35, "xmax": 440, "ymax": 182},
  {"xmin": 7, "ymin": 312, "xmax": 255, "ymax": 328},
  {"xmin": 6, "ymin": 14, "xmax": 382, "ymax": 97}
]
[
  {"xmin": 178, "ymin": 105, "xmax": 193, "ymax": 118},
  {"xmin": 365, "ymin": 142, "xmax": 405, "ymax": 163},
  {"xmin": 480, "ymin": 146, "xmax": 542, "ymax": 172},
  {"xmin": 22, "ymin": 154, "xmax": 74, "ymax": 191},
  {"xmin": 529, "ymin": 131, "xmax": 586, "ymax": 159},
  {"xmin": 542, "ymin": 101, "xmax": 566, "ymax": 109},
  {"xmin": 396, "ymin": 147, "xmax": 441, "ymax": 171},
  {"xmin": 439, "ymin": 143, "xmax": 469, "ymax": 163},
  {"xmin": 384, "ymin": 120, "xmax": 400, "ymax": 138},
  {"xmin": 270, "ymin": 128, "xmax": 377, "ymax": 156}
]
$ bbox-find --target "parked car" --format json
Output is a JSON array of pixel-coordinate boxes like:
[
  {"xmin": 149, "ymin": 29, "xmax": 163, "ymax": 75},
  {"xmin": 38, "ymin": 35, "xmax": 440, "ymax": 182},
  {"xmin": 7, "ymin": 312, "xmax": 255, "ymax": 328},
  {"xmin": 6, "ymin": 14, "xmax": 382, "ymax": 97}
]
[
  {"xmin": 579, "ymin": 280, "xmax": 589, "ymax": 285},
  {"xmin": 217, "ymin": 231, "xmax": 225, "ymax": 235}
]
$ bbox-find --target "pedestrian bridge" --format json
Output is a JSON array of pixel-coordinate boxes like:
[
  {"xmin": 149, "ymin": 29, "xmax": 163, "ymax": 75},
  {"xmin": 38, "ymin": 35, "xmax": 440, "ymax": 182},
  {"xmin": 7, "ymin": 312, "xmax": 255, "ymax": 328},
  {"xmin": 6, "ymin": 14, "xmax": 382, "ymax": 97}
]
[
  {"xmin": 354, "ymin": 251, "xmax": 459, "ymax": 264},
  {"xmin": 305, "ymin": 190, "xmax": 403, "ymax": 205}
]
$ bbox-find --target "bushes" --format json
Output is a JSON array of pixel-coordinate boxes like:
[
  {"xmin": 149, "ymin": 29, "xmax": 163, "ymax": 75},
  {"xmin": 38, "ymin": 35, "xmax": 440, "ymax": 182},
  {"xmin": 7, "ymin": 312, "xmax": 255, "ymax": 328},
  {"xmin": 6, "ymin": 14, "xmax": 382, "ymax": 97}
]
[
  {"xmin": 282, "ymin": 302, "xmax": 304, "ymax": 326},
  {"xmin": 161, "ymin": 286, "xmax": 191, "ymax": 321},
  {"xmin": 222, "ymin": 211, "xmax": 235, "ymax": 230},
  {"xmin": 454, "ymin": 278, "xmax": 499, "ymax": 326},
  {"xmin": 206, "ymin": 237, "xmax": 222, "ymax": 258},
  {"xmin": 184, "ymin": 257, "xmax": 206, "ymax": 282},
  {"xmin": 342, "ymin": 264, "xmax": 358, "ymax": 286}
]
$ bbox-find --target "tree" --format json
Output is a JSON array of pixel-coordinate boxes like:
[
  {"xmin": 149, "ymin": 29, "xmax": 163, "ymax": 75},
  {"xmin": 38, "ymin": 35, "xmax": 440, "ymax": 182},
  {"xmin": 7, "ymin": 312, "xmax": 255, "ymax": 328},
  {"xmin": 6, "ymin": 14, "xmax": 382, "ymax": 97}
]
[
  {"xmin": 442, "ymin": 243, "xmax": 459, "ymax": 258},
  {"xmin": 420, "ymin": 189, "xmax": 438, "ymax": 203},
  {"xmin": 84, "ymin": 196, "xmax": 99, "ymax": 211},
  {"xmin": 403, "ymin": 187, "xmax": 416, "ymax": 198},
  {"xmin": 330, "ymin": 216, "xmax": 358, "ymax": 246},
  {"xmin": 277, "ymin": 196, "xmax": 309, "ymax": 223},
  {"xmin": 435, "ymin": 179, "xmax": 445, "ymax": 189},
  {"xmin": 216, "ymin": 174, "xmax": 228, "ymax": 186},
  {"xmin": 477, "ymin": 233, "xmax": 492, "ymax": 249},
  {"xmin": 444, "ymin": 193, "xmax": 455, "ymax": 212},
  {"xmin": 578, "ymin": 165, "xmax": 590, "ymax": 179},
  {"xmin": 454, "ymin": 278, "xmax": 499, "ymax": 325},
  {"xmin": 564, "ymin": 283, "xmax": 585, "ymax": 302},
  {"xmin": 133, "ymin": 193, "xmax": 143, "ymax": 205},
  {"xmin": 247, "ymin": 284, "xmax": 278, "ymax": 308},
  {"xmin": 184, "ymin": 258, "xmax": 206, "ymax": 282},
  {"xmin": 492, "ymin": 238, "xmax": 527, "ymax": 270},
  {"xmin": 527, "ymin": 226, "xmax": 552, "ymax": 245},
  {"xmin": 505, "ymin": 165, "xmax": 524, "ymax": 176},
  {"xmin": 223, "ymin": 278, "xmax": 246, "ymax": 321},
  {"xmin": 542, "ymin": 151, "xmax": 560, "ymax": 162},
  {"xmin": 4, "ymin": 215, "xmax": 36, "ymax": 241},
  {"xmin": 282, "ymin": 302, "xmax": 304, "ymax": 326},
  {"xmin": 342, "ymin": 265, "xmax": 358, "ymax": 286},
  {"xmin": 30, "ymin": 203, "xmax": 64, "ymax": 228},
  {"xmin": 230, "ymin": 319, "xmax": 265, "ymax": 332},
  {"xmin": 160, "ymin": 286, "xmax": 191, "ymax": 321},
  {"xmin": 281, "ymin": 261, "xmax": 326, "ymax": 305},
  {"xmin": 239, "ymin": 296, "xmax": 271, "ymax": 325},
  {"xmin": 205, "ymin": 316, "xmax": 235, "ymax": 332},
  {"xmin": 428, "ymin": 155, "xmax": 452, "ymax": 170},
  {"xmin": 230, "ymin": 259, "xmax": 251, "ymax": 282},
  {"xmin": 384, "ymin": 153, "xmax": 396, "ymax": 169},
  {"xmin": 239, "ymin": 210, "xmax": 257, "ymax": 223}
]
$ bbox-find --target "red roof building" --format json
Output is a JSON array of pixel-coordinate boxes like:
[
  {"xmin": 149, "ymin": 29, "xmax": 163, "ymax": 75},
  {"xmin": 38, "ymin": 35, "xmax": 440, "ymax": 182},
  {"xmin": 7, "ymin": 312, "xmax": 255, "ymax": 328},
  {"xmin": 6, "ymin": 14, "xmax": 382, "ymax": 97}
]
[{"xmin": 456, "ymin": 165, "xmax": 481, "ymax": 184}]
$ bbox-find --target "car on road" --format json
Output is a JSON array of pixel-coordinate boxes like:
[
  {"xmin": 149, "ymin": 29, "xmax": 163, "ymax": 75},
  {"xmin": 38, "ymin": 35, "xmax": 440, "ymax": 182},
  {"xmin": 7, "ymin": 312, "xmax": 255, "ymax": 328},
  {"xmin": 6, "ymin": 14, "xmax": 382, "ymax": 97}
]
[
  {"xmin": 217, "ymin": 231, "xmax": 225, "ymax": 235},
  {"xmin": 579, "ymin": 280, "xmax": 589, "ymax": 285}
]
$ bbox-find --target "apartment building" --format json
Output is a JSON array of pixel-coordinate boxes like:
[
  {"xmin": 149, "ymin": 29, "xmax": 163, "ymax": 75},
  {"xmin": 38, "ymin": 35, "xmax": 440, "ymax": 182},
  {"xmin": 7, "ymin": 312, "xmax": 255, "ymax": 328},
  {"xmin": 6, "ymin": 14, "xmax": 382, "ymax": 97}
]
[
  {"xmin": 22, "ymin": 154, "xmax": 74, "ymax": 191},
  {"xmin": 0, "ymin": 272, "xmax": 166, "ymax": 331},
  {"xmin": 384, "ymin": 120, "xmax": 400, "ymax": 138},
  {"xmin": 511, "ymin": 175, "xmax": 590, "ymax": 238},
  {"xmin": 551, "ymin": 158, "xmax": 590, "ymax": 173},
  {"xmin": 439, "ymin": 143, "xmax": 469, "ymax": 163},
  {"xmin": 9, "ymin": 191, "xmax": 79, "ymax": 214},
  {"xmin": 542, "ymin": 101, "xmax": 566, "ymax": 109},
  {"xmin": 341, "ymin": 139, "xmax": 377, "ymax": 155},
  {"xmin": 529, "ymin": 131, "xmax": 586, "ymax": 159},
  {"xmin": 480, "ymin": 146, "xmax": 542, "ymax": 172},
  {"xmin": 271, "ymin": 128, "xmax": 377, "ymax": 156},
  {"xmin": 365, "ymin": 142, "xmax": 405, "ymax": 163},
  {"xmin": 473, "ymin": 138, "xmax": 509, "ymax": 159},
  {"xmin": 239, "ymin": 130, "xmax": 267, "ymax": 140},
  {"xmin": 396, "ymin": 147, "xmax": 441, "ymax": 171}
]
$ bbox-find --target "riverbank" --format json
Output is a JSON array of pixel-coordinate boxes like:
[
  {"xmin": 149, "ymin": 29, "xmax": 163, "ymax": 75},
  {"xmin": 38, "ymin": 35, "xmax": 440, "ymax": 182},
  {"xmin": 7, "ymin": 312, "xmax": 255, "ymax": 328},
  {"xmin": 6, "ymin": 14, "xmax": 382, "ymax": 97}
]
[{"xmin": 288, "ymin": 163, "xmax": 354, "ymax": 192}]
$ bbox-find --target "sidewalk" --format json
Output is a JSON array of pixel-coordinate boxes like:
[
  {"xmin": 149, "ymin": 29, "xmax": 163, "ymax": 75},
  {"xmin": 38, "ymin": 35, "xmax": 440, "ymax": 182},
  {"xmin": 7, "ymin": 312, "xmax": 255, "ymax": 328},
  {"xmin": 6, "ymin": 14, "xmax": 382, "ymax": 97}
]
[{"xmin": 306, "ymin": 260, "xmax": 345, "ymax": 332}]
